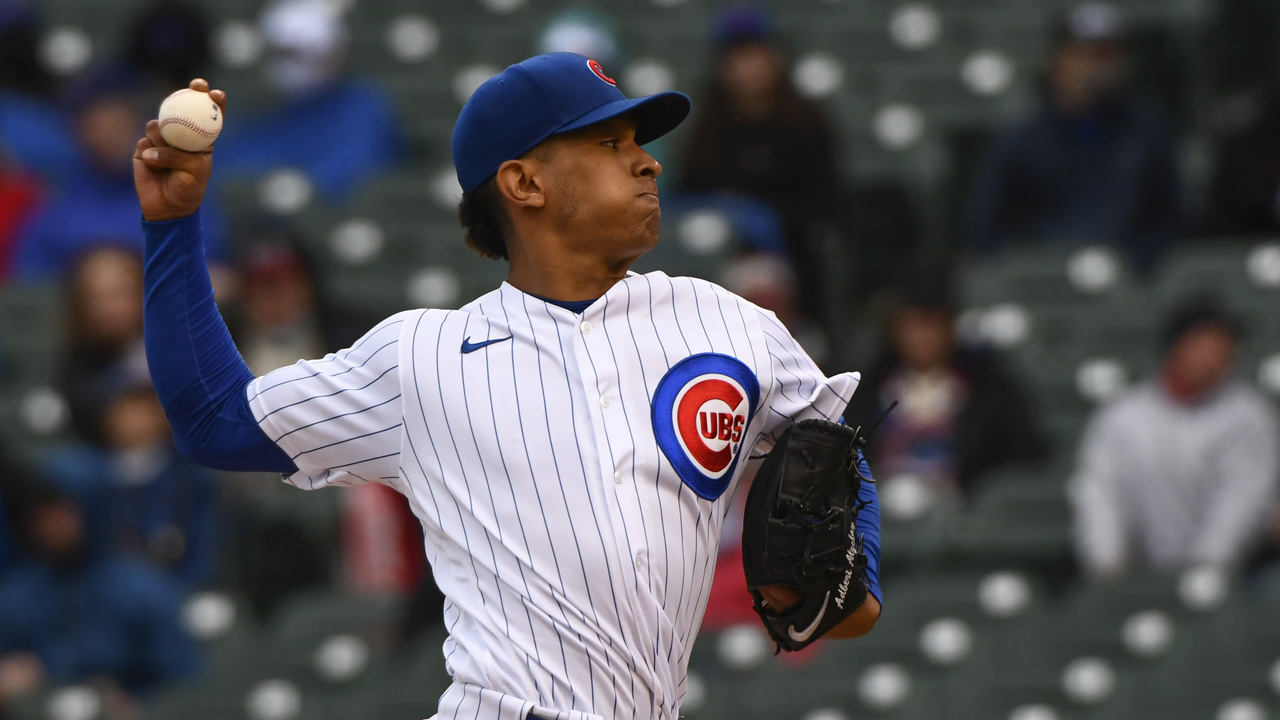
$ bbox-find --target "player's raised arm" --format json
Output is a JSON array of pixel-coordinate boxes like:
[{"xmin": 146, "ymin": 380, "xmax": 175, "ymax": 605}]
[{"xmin": 133, "ymin": 79, "xmax": 296, "ymax": 473}]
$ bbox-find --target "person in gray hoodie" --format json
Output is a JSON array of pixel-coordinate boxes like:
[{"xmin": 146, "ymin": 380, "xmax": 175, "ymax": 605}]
[{"xmin": 1069, "ymin": 297, "xmax": 1279, "ymax": 578}]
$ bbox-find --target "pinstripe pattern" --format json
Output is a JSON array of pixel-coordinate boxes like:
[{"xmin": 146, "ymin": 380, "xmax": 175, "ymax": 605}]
[{"xmin": 246, "ymin": 272, "xmax": 860, "ymax": 720}]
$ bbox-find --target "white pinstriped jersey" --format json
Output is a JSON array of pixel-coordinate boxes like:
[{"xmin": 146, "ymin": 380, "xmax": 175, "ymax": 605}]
[{"xmin": 246, "ymin": 272, "xmax": 860, "ymax": 720}]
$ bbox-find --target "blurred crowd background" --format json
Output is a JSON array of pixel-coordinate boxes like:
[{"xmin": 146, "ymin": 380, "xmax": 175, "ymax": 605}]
[{"xmin": 1, "ymin": 0, "xmax": 1279, "ymax": 719}]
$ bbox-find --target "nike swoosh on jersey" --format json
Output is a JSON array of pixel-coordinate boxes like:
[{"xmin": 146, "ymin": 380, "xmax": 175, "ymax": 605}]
[
  {"xmin": 461, "ymin": 336, "xmax": 512, "ymax": 354},
  {"xmin": 787, "ymin": 591, "xmax": 830, "ymax": 643}
]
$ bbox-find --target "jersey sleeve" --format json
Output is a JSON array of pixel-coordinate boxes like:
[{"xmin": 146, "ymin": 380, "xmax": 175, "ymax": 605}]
[
  {"xmin": 246, "ymin": 312, "xmax": 413, "ymax": 490},
  {"xmin": 754, "ymin": 309, "xmax": 861, "ymax": 451}
]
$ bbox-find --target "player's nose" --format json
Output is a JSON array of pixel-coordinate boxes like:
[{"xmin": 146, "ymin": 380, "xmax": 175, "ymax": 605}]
[{"xmin": 636, "ymin": 148, "xmax": 661, "ymax": 179}]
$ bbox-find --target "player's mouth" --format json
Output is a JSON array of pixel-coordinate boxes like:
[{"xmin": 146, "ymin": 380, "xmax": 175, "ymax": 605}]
[{"xmin": 639, "ymin": 191, "xmax": 659, "ymax": 203}]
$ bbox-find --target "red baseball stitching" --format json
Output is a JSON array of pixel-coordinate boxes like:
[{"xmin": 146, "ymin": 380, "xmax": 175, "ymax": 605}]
[{"xmin": 159, "ymin": 115, "xmax": 219, "ymax": 138}]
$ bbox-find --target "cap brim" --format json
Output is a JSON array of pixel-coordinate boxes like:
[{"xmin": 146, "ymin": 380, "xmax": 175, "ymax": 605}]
[{"xmin": 554, "ymin": 91, "xmax": 691, "ymax": 145}]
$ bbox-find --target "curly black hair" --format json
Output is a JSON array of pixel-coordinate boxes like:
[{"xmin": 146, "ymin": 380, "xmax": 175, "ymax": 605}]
[{"xmin": 457, "ymin": 177, "xmax": 512, "ymax": 261}]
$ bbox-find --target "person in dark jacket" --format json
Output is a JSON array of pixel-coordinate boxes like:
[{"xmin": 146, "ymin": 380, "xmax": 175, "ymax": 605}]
[
  {"xmin": 676, "ymin": 4, "xmax": 840, "ymax": 320},
  {"xmin": 963, "ymin": 2, "xmax": 1182, "ymax": 275},
  {"xmin": 846, "ymin": 269, "xmax": 1050, "ymax": 499},
  {"xmin": 0, "ymin": 478, "xmax": 199, "ymax": 705}
]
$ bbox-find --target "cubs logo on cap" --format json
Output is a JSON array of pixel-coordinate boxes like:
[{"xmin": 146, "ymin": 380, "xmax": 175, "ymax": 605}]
[
  {"xmin": 652, "ymin": 353, "xmax": 760, "ymax": 500},
  {"xmin": 587, "ymin": 59, "xmax": 616, "ymax": 86}
]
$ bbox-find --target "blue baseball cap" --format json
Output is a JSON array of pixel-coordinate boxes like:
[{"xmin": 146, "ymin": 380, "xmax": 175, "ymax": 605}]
[{"xmin": 452, "ymin": 52, "xmax": 691, "ymax": 193}]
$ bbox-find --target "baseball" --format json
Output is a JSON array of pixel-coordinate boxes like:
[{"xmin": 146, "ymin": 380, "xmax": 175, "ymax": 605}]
[{"xmin": 157, "ymin": 88, "xmax": 222, "ymax": 152}]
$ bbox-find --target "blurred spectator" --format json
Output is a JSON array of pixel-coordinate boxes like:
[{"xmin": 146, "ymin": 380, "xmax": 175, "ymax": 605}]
[
  {"xmin": 231, "ymin": 228, "xmax": 371, "ymax": 376},
  {"xmin": 963, "ymin": 2, "xmax": 1182, "ymax": 275},
  {"xmin": 0, "ymin": 477, "xmax": 199, "ymax": 703},
  {"xmin": 58, "ymin": 247, "xmax": 149, "ymax": 447},
  {"xmin": 721, "ymin": 253, "xmax": 827, "ymax": 363},
  {"xmin": 0, "ymin": 2, "xmax": 80, "ymax": 185},
  {"xmin": 124, "ymin": 0, "xmax": 212, "ymax": 92},
  {"xmin": 676, "ymin": 4, "xmax": 840, "ymax": 321},
  {"xmin": 48, "ymin": 385, "xmax": 220, "ymax": 589},
  {"xmin": 845, "ymin": 268, "xmax": 1049, "ymax": 499},
  {"xmin": 14, "ymin": 67, "xmax": 228, "ymax": 279},
  {"xmin": 1201, "ymin": 56, "xmax": 1280, "ymax": 236},
  {"xmin": 214, "ymin": 0, "xmax": 403, "ymax": 202},
  {"xmin": 0, "ymin": 154, "xmax": 41, "ymax": 280},
  {"xmin": 1069, "ymin": 297, "xmax": 1280, "ymax": 578}
]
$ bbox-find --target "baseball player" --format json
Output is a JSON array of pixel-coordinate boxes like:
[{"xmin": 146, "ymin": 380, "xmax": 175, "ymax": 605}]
[{"xmin": 133, "ymin": 54, "xmax": 882, "ymax": 720}]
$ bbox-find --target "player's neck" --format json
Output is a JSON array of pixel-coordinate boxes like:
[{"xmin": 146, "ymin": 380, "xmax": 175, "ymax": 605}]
[{"xmin": 505, "ymin": 250, "xmax": 631, "ymax": 303}]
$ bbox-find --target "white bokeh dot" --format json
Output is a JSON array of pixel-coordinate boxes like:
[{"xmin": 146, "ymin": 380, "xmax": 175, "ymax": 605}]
[
  {"xmin": 919, "ymin": 617, "xmax": 974, "ymax": 666},
  {"xmin": 214, "ymin": 20, "xmax": 263, "ymax": 68},
  {"xmin": 480, "ymin": 0, "xmax": 526, "ymax": 14},
  {"xmin": 962, "ymin": 50, "xmax": 1015, "ymax": 96},
  {"xmin": 1009, "ymin": 704, "xmax": 1059, "ymax": 720},
  {"xmin": 858, "ymin": 663, "xmax": 911, "ymax": 710},
  {"xmin": 1217, "ymin": 698, "xmax": 1268, "ymax": 720},
  {"xmin": 183, "ymin": 592, "xmax": 237, "ymax": 641},
  {"xmin": 1121, "ymin": 610, "xmax": 1174, "ymax": 659},
  {"xmin": 1066, "ymin": 246, "xmax": 1121, "ymax": 293},
  {"xmin": 40, "ymin": 27, "xmax": 93, "ymax": 76},
  {"xmin": 1258, "ymin": 354, "xmax": 1280, "ymax": 395},
  {"xmin": 881, "ymin": 474, "xmax": 932, "ymax": 522},
  {"xmin": 889, "ymin": 4, "xmax": 942, "ymax": 51},
  {"xmin": 22, "ymin": 387, "xmax": 68, "ymax": 435},
  {"xmin": 978, "ymin": 570, "xmax": 1032, "ymax": 618},
  {"xmin": 47, "ymin": 686, "xmax": 101, "ymax": 720},
  {"xmin": 1075, "ymin": 358, "xmax": 1127, "ymax": 403},
  {"xmin": 453, "ymin": 65, "xmax": 501, "ymax": 105},
  {"xmin": 407, "ymin": 267, "xmax": 461, "ymax": 308},
  {"xmin": 1246, "ymin": 242, "xmax": 1280, "ymax": 289},
  {"xmin": 678, "ymin": 210, "xmax": 733, "ymax": 255},
  {"xmin": 624, "ymin": 59, "xmax": 675, "ymax": 96},
  {"xmin": 331, "ymin": 219, "xmax": 384, "ymax": 265},
  {"xmin": 314, "ymin": 634, "xmax": 370, "ymax": 683},
  {"xmin": 874, "ymin": 104, "xmax": 925, "ymax": 150},
  {"xmin": 802, "ymin": 709, "xmax": 851, "ymax": 720},
  {"xmin": 431, "ymin": 168, "xmax": 463, "ymax": 211},
  {"xmin": 981, "ymin": 303, "xmax": 1031, "ymax": 348},
  {"xmin": 1061, "ymin": 657, "xmax": 1116, "ymax": 705},
  {"xmin": 246, "ymin": 679, "xmax": 301, "ymax": 720},
  {"xmin": 259, "ymin": 169, "xmax": 313, "ymax": 215},
  {"xmin": 716, "ymin": 624, "xmax": 770, "ymax": 672},
  {"xmin": 386, "ymin": 15, "xmax": 439, "ymax": 63},
  {"xmin": 682, "ymin": 671, "xmax": 707, "ymax": 713},
  {"xmin": 792, "ymin": 54, "xmax": 844, "ymax": 99},
  {"xmin": 1178, "ymin": 565, "xmax": 1229, "ymax": 612}
]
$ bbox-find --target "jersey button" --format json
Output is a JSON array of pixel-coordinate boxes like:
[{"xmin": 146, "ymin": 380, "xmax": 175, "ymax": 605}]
[
  {"xmin": 600, "ymin": 396, "xmax": 612, "ymax": 408},
  {"xmin": 580, "ymin": 321, "xmax": 593, "ymax": 334},
  {"xmin": 613, "ymin": 471, "xmax": 624, "ymax": 484},
  {"xmin": 634, "ymin": 554, "xmax": 645, "ymax": 571}
]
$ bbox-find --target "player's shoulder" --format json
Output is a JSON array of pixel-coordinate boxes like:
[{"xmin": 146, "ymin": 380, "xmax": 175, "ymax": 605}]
[{"xmin": 632, "ymin": 270, "xmax": 774, "ymax": 319}]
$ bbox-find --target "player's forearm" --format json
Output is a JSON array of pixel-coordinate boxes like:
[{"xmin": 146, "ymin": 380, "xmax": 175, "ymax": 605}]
[{"xmin": 142, "ymin": 211, "xmax": 297, "ymax": 473}]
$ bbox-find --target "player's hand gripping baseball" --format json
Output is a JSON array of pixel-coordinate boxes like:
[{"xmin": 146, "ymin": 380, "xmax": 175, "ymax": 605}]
[{"xmin": 133, "ymin": 78, "xmax": 224, "ymax": 222}]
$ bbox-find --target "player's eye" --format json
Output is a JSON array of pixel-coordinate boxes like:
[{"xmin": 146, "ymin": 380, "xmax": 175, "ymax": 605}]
[{"xmin": 602, "ymin": 139, "xmax": 619, "ymax": 148}]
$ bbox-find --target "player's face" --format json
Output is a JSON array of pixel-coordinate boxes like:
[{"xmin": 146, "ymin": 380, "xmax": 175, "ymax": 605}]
[{"xmin": 540, "ymin": 116, "xmax": 663, "ymax": 263}]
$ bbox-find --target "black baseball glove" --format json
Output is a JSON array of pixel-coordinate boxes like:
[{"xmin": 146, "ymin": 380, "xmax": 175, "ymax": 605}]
[{"xmin": 741, "ymin": 418, "xmax": 876, "ymax": 652}]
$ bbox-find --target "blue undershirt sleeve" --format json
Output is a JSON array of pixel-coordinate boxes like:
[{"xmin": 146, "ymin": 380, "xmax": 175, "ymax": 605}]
[
  {"xmin": 856, "ymin": 451, "xmax": 883, "ymax": 605},
  {"xmin": 142, "ymin": 211, "xmax": 298, "ymax": 474}
]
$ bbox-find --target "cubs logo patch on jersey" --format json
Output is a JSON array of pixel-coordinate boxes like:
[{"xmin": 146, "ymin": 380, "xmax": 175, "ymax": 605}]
[{"xmin": 652, "ymin": 353, "xmax": 760, "ymax": 500}]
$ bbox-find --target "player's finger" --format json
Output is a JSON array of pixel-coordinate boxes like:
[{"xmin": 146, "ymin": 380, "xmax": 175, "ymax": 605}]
[
  {"xmin": 188, "ymin": 77, "xmax": 209, "ymax": 93},
  {"xmin": 144, "ymin": 119, "xmax": 169, "ymax": 150},
  {"xmin": 208, "ymin": 88, "xmax": 227, "ymax": 114},
  {"xmin": 134, "ymin": 137, "xmax": 154, "ymax": 158},
  {"xmin": 138, "ymin": 146, "xmax": 200, "ymax": 170}
]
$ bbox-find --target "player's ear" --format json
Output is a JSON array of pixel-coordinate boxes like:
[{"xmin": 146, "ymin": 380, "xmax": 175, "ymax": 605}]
[{"xmin": 495, "ymin": 158, "xmax": 546, "ymax": 209}]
